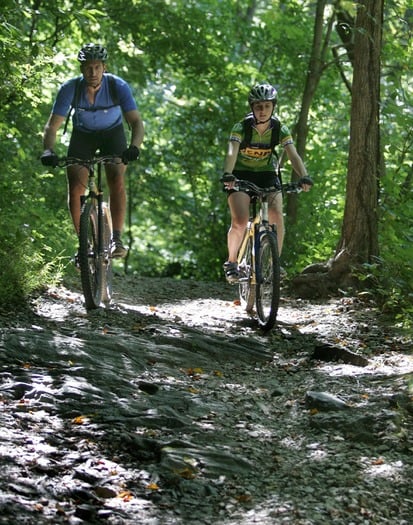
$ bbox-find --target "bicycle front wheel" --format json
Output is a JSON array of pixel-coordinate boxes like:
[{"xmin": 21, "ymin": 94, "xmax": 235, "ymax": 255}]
[
  {"xmin": 100, "ymin": 202, "xmax": 113, "ymax": 306},
  {"xmin": 238, "ymin": 235, "xmax": 255, "ymax": 313},
  {"xmin": 256, "ymin": 231, "xmax": 280, "ymax": 330},
  {"xmin": 79, "ymin": 201, "xmax": 104, "ymax": 309}
]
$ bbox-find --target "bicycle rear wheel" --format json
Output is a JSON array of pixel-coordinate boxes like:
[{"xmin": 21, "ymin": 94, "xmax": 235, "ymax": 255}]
[
  {"xmin": 79, "ymin": 201, "xmax": 104, "ymax": 309},
  {"xmin": 238, "ymin": 235, "xmax": 255, "ymax": 313},
  {"xmin": 256, "ymin": 231, "xmax": 280, "ymax": 330}
]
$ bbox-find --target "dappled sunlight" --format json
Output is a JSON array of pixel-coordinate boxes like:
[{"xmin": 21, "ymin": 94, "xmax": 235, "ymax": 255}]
[
  {"xmin": 307, "ymin": 444, "xmax": 329, "ymax": 461},
  {"xmin": 361, "ymin": 456, "xmax": 406, "ymax": 480},
  {"xmin": 1, "ymin": 278, "xmax": 412, "ymax": 523},
  {"xmin": 316, "ymin": 353, "xmax": 413, "ymax": 378}
]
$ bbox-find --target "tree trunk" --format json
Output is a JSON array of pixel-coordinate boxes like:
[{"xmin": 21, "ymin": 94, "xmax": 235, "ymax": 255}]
[
  {"xmin": 292, "ymin": 0, "xmax": 384, "ymax": 298},
  {"xmin": 334, "ymin": 0, "xmax": 383, "ymax": 266}
]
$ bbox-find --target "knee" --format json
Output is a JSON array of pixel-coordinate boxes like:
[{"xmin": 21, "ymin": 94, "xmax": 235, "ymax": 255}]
[
  {"xmin": 68, "ymin": 183, "xmax": 83, "ymax": 198},
  {"xmin": 271, "ymin": 210, "xmax": 283, "ymax": 224},
  {"xmin": 230, "ymin": 218, "xmax": 248, "ymax": 232}
]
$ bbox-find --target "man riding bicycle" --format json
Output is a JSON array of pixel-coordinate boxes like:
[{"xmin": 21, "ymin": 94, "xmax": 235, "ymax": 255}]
[
  {"xmin": 222, "ymin": 82, "xmax": 312, "ymax": 282},
  {"xmin": 41, "ymin": 43, "xmax": 144, "ymax": 259}
]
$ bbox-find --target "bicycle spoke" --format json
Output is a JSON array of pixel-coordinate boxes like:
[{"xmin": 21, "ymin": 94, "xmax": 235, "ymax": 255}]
[
  {"xmin": 79, "ymin": 202, "xmax": 104, "ymax": 309},
  {"xmin": 256, "ymin": 232, "xmax": 280, "ymax": 330}
]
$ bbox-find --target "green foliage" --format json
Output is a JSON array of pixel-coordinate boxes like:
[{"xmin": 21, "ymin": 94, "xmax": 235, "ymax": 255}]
[
  {"xmin": 356, "ymin": 256, "xmax": 413, "ymax": 329},
  {"xmin": 0, "ymin": 0, "xmax": 412, "ymax": 324},
  {"xmin": 0, "ymin": 208, "xmax": 63, "ymax": 307}
]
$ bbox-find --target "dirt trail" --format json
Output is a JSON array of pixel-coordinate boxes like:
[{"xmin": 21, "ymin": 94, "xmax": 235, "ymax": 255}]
[{"xmin": 0, "ymin": 275, "xmax": 412, "ymax": 524}]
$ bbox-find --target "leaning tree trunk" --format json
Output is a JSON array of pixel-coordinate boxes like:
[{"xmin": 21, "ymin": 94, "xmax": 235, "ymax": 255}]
[{"xmin": 292, "ymin": 0, "xmax": 384, "ymax": 298}]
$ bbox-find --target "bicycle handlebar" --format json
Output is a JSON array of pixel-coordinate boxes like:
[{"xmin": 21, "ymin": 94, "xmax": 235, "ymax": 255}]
[
  {"xmin": 221, "ymin": 175, "xmax": 313, "ymax": 196},
  {"xmin": 55, "ymin": 156, "xmax": 124, "ymax": 168}
]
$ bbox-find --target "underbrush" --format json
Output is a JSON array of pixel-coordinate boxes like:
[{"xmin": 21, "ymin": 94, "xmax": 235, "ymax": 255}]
[
  {"xmin": 0, "ymin": 225, "xmax": 63, "ymax": 308},
  {"xmin": 358, "ymin": 257, "xmax": 413, "ymax": 330}
]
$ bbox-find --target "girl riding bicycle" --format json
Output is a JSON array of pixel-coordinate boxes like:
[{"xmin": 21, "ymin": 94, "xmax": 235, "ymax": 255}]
[{"xmin": 222, "ymin": 82, "xmax": 311, "ymax": 283}]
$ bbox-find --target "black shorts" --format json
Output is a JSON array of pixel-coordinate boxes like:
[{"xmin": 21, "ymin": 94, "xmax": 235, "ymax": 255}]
[
  {"xmin": 68, "ymin": 124, "xmax": 127, "ymax": 159},
  {"xmin": 225, "ymin": 170, "xmax": 281, "ymax": 196}
]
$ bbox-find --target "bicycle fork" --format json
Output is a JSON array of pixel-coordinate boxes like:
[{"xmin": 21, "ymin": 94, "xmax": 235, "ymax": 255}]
[
  {"xmin": 255, "ymin": 198, "xmax": 276, "ymax": 284},
  {"xmin": 81, "ymin": 169, "xmax": 105, "ymax": 259}
]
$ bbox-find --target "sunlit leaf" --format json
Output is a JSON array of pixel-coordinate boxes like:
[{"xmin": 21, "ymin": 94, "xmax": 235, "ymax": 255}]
[
  {"xmin": 185, "ymin": 367, "xmax": 203, "ymax": 377},
  {"xmin": 118, "ymin": 490, "xmax": 134, "ymax": 501},
  {"xmin": 72, "ymin": 415, "xmax": 87, "ymax": 425}
]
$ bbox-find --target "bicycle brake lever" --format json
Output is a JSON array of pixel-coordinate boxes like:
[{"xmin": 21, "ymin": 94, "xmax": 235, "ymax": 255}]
[{"xmin": 284, "ymin": 183, "xmax": 302, "ymax": 194}]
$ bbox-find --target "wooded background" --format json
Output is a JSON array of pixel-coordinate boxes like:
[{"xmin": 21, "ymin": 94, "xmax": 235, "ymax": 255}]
[{"xmin": 0, "ymin": 0, "xmax": 411, "ymax": 325}]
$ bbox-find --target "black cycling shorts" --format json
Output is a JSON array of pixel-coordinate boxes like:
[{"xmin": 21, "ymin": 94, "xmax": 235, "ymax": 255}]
[
  {"xmin": 225, "ymin": 170, "xmax": 281, "ymax": 196},
  {"xmin": 68, "ymin": 124, "xmax": 127, "ymax": 159}
]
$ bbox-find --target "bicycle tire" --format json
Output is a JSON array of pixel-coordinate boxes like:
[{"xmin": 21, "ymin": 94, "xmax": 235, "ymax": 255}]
[
  {"xmin": 101, "ymin": 202, "xmax": 113, "ymax": 306},
  {"xmin": 79, "ymin": 201, "xmax": 104, "ymax": 309},
  {"xmin": 256, "ymin": 231, "xmax": 280, "ymax": 330},
  {"xmin": 238, "ymin": 235, "xmax": 255, "ymax": 313}
]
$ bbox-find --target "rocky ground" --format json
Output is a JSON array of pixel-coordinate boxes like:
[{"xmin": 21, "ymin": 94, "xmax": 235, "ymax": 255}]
[{"xmin": 0, "ymin": 274, "xmax": 412, "ymax": 524}]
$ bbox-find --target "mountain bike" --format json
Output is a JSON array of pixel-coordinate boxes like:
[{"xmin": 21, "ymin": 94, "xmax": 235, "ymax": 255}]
[
  {"xmin": 226, "ymin": 177, "xmax": 311, "ymax": 331},
  {"xmin": 57, "ymin": 155, "xmax": 122, "ymax": 310}
]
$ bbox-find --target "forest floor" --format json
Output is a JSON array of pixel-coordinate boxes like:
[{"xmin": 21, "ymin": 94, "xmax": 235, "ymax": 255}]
[{"xmin": 0, "ymin": 273, "xmax": 413, "ymax": 524}]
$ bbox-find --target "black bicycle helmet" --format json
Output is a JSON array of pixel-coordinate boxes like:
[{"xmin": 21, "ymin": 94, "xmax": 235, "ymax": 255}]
[
  {"xmin": 77, "ymin": 43, "xmax": 108, "ymax": 62},
  {"xmin": 248, "ymin": 83, "xmax": 278, "ymax": 105}
]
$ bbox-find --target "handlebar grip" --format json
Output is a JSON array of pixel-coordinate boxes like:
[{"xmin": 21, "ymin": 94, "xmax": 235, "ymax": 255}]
[
  {"xmin": 299, "ymin": 176, "xmax": 314, "ymax": 187},
  {"xmin": 220, "ymin": 173, "xmax": 236, "ymax": 183}
]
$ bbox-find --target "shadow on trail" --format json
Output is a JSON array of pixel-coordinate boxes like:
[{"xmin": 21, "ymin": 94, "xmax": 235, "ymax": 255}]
[
  {"xmin": 0, "ymin": 279, "xmax": 412, "ymax": 524},
  {"xmin": 0, "ymin": 292, "xmax": 274, "ymax": 523}
]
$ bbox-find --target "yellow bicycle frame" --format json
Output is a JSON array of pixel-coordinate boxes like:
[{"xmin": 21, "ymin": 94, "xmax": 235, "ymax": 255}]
[{"xmin": 237, "ymin": 213, "xmax": 262, "ymax": 285}]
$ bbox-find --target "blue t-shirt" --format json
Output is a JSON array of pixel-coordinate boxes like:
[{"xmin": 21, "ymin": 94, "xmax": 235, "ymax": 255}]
[{"xmin": 52, "ymin": 74, "xmax": 138, "ymax": 132}]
